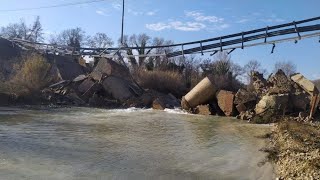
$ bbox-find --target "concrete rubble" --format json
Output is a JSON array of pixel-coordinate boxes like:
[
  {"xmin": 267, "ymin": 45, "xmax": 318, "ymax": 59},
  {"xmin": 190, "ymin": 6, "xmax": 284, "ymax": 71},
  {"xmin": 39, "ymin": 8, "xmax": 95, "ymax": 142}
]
[
  {"xmin": 1, "ymin": 35, "xmax": 318, "ymax": 121},
  {"xmin": 181, "ymin": 69, "xmax": 320, "ymax": 122},
  {"xmin": 216, "ymin": 90, "xmax": 235, "ymax": 116},
  {"xmin": 42, "ymin": 58, "xmax": 180, "ymax": 109}
]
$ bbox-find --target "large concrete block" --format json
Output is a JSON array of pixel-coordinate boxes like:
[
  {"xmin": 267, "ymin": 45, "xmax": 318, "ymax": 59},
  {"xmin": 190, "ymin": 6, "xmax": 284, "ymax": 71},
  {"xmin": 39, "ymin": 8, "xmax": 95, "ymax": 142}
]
[
  {"xmin": 93, "ymin": 58, "xmax": 132, "ymax": 81},
  {"xmin": 102, "ymin": 76, "xmax": 143, "ymax": 102},
  {"xmin": 255, "ymin": 94, "xmax": 289, "ymax": 115},
  {"xmin": 216, "ymin": 90, "xmax": 235, "ymax": 116},
  {"xmin": 291, "ymin": 73, "xmax": 319, "ymax": 95},
  {"xmin": 78, "ymin": 79, "xmax": 96, "ymax": 95},
  {"xmin": 182, "ymin": 77, "xmax": 217, "ymax": 109},
  {"xmin": 194, "ymin": 105, "xmax": 212, "ymax": 115},
  {"xmin": 152, "ymin": 98, "xmax": 166, "ymax": 110},
  {"xmin": 234, "ymin": 88, "xmax": 257, "ymax": 105}
]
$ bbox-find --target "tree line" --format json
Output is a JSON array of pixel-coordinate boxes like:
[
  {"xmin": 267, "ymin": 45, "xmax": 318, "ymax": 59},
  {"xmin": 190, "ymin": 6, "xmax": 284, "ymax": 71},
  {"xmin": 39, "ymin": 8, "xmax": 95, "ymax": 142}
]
[{"xmin": 0, "ymin": 16, "xmax": 297, "ymax": 85}]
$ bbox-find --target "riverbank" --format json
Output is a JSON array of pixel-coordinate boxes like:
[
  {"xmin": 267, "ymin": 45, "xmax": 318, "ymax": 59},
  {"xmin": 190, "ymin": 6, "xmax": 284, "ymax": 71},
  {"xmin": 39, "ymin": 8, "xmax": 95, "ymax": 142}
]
[{"xmin": 264, "ymin": 118, "xmax": 320, "ymax": 179}]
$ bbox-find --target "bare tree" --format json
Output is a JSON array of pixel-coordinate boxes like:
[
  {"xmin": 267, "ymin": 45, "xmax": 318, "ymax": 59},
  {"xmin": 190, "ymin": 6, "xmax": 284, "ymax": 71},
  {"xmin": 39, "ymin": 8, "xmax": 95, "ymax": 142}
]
[
  {"xmin": 120, "ymin": 35, "xmax": 139, "ymax": 68},
  {"xmin": 28, "ymin": 16, "xmax": 43, "ymax": 42},
  {"xmin": 50, "ymin": 27, "xmax": 87, "ymax": 48},
  {"xmin": 243, "ymin": 60, "xmax": 267, "ymax": 83},
  {"xmin": 87, "ymin": 32, "xmax": 113, "ymax": 48},
  {"xmin": 0, "ymin": 16, "xmax": 43, "ymax": 42},
  {"xmin": 148, "ymin": 37, "xmax": 174, "ymax": 70},
  {"xmin": 201, "ymin": 51, "xmax": 243, "ymax": 78},
  {"xmin": 120, "ymin": 33, "xmax": 174, "ymax": 69},
  {"xmin": 274, "ymin": 60, "xmax": 297, "ymax": 76},
  {"xmin": 183, "ymin": 55, "xmax": 202, "ymax": 88}
]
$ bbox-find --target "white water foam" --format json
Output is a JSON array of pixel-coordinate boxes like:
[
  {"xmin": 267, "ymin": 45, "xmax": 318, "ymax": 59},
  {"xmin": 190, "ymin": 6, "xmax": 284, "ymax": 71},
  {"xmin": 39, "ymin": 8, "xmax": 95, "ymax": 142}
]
[{"xmin": 163, "ymin": 108, "xmax": 189, "ymax": 115}]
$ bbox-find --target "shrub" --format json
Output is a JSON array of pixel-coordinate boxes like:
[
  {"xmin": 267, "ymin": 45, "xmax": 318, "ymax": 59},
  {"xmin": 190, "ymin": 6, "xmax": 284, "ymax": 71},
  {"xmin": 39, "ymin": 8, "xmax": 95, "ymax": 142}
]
[
  {"xmin": 7, "ymin": 53, "xmax": 52, "ymax": 96},
  {"xmin": 133, "ymin": 69, "xmax": 186, "ymax": 97}
]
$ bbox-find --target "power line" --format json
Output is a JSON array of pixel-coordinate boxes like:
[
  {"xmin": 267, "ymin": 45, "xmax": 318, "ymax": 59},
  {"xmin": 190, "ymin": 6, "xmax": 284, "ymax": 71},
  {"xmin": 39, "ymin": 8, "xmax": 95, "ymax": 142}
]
[{"xmin": 0, "ymin": 0, "xmax": 108, "ymax": 12}]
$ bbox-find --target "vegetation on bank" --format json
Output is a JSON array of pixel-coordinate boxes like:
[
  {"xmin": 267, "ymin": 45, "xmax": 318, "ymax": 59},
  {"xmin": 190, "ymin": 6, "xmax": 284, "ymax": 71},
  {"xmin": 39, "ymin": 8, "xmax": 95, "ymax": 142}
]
[{"xmin": 0, "ymin": 53, "xmax": 52, "ymax": 101}]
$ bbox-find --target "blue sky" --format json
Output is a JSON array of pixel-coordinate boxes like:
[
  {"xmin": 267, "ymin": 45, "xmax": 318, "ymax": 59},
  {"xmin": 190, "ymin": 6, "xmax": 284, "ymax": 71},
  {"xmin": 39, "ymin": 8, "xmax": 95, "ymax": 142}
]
[{"xmin": 0, "ymin": 0, "xmax": 319, "ymax": 79}]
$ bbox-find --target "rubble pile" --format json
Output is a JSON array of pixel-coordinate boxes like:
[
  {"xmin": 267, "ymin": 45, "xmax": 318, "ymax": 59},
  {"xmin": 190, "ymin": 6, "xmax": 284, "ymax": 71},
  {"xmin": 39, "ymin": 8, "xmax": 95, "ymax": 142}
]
[
  {"xmin": 181, "ymin": 69, "xmax": 320, "ymax": 123},
  {"xmin": 42, "ymin": 58, "xmax": 180, "ymax": 109}
]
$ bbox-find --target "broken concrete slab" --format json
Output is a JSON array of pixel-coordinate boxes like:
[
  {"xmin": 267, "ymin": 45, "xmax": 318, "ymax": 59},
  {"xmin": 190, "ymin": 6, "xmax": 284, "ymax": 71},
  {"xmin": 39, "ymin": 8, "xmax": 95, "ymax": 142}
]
[
  {"xmin": 48, "ymin": 80, "xmax": 70, "ymax": 89},
  {"xmin": 255, "ymin": 94, "xmax": 289, "ymax": 115},
  {"xmin": 236, "ymin": 103, "xmax": 247, "ymax": 113},
  {"xmin": 290, "ymin": 92, "xmax": 310, "ymax": 111},
  {"xmin": 216, "ymin": 90, "xmax": 235, "ymax": 116},
  {"xmin": 291, "ymin": 73, "xmax": 320, "ymax": 118},
  {"xmin": 78, "ymin": 79, "xmax": 96, "ymax": 94},
  {"xmin": 46, "ymin": 54, "xmax": 87, "ymax": 81},
  {"xmin": 237, "ymin": 111, "xmax": 254, "ymax": 121},
  {"xmin": 251, "ymin": 71, "xmax": 268, "ymax": 96},
  {"xmin": 234, "ymin": 88, "xmax": 257, "ymax": 105},
  {"xmin": 102, "ymin": 76, "xmax": 143, "ymax": 103},
  {"xmin": 92, "ymin": 58, "xmax": 132, "ymax": 81},
  {"xmin": 268, "ymin": 69, "xmax": 292, "ymax": 94},
  {"xmin": 152, "ymin": 98, "xmax": 166, "ymax": 110},
  {"xmin": 65, "ymin": 93, "xmax": 86, "ymax": 105},
  {"xmin": 73, "ymin": 74, "xmax": 87, "ymax": 82},
  {"xmin": 291, "ymin": 73, "xmax": 319, "ymax": 95},
  {"xmin": 194, "ymin": 105, "xmax": 211, "ymax": 115}
]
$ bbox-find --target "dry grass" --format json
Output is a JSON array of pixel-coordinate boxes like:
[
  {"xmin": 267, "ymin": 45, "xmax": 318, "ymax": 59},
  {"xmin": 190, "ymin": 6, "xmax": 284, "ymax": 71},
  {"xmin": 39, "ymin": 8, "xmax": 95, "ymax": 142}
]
[
  {"xmin": 5, "ymin": 53, "xmax": 52, "ymax": 96},
  {"xmin": 133, "ymin": 69, "xmax": 186, "ymax": 97}
]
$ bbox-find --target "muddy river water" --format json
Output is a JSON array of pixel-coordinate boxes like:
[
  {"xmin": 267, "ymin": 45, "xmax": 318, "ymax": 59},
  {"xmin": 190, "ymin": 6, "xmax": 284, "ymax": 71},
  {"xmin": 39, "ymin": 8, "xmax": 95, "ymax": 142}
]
[{"xmin": 0, "ymin": 107, "xmax": 274, "ymax": 180}]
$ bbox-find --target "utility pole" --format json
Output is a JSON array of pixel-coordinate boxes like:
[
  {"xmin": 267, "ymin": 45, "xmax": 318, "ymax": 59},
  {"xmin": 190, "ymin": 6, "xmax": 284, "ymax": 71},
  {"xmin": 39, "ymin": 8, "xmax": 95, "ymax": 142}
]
[{"xmin": 120, "ymin": 0, "xmax": 125, "ymax": 45}]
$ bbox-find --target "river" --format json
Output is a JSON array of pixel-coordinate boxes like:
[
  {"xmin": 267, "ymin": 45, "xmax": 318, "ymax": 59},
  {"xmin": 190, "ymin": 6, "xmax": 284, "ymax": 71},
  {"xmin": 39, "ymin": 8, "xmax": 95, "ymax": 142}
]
[{"xmin": 0, "ymin": 107, "xmax": 274, "ymax": 180}]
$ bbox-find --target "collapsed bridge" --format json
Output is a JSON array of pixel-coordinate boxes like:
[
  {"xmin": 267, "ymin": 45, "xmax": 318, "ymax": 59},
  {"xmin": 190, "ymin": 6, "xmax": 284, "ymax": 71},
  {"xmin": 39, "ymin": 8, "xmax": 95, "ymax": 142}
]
[{"xmin": 7, "ymin": 16, "xmax": 320, "ymax": 60}]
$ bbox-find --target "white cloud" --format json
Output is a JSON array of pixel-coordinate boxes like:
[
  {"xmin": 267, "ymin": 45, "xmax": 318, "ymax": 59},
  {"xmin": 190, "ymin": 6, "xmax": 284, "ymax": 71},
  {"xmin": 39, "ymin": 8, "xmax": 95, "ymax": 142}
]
[
  {"xmin": 237, "ymin": 18, "xmax": 250, "ymax": 23},
  {"xmin": 96, "ymin": 10, "xmax": 108, "ymax": 16},
  {"xmin": 218, "ymin": 24, "xmax": 230, "ymax": 29},
  {"xmin": 170, "ymin": 21, "xmax": 206, "ymax": 31},
  {"xmin": 261, "ymin": 14, "xmax": 285, "ymax": 23},
  {"xmin": 146, "ymin": 11, "xmax": 156, "ymax": 16},
  {"xmin": 146, "ymin": 21, "xmax": 206, "ymax": 32},
  {"xmin": 146, "ymin": 11, "xmax": 228, "ymax": 32},
  {"xmin": 252, "ymin": 12, "xmax": 261, "ymax": 16},
  {"xmin": 261, "ymin": 18, "xmax": 285, "ymax": 23},
  {"xmin": 146, "ymin": 23, "xmax": 171, "ymax": 31},
  {"xmin": 185, "ymin": 11, "xmax": 224, "ymax": 23},
  {"xmin": 112, "ymin": 2, "xmax": 121, "ymax": 10},
  {"xmin": 207, "ymin": 23, "xmax": 230, "ymax": 32},
  {"xmin": 128, "ymin": 8, "xmax": 143, "ymax": 16}
]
